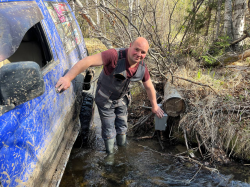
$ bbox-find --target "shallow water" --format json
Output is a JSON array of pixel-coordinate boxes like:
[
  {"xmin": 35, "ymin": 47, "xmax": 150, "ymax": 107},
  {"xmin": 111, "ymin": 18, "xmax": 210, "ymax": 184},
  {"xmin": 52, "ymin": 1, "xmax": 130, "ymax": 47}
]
[{"xmin": 60, "ymin": 105, "xmax": 250, "ymax": 187}]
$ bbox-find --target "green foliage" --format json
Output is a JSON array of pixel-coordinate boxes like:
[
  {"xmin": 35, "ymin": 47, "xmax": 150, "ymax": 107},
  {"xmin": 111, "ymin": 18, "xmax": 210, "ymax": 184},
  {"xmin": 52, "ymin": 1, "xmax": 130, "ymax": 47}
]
[
  {"xmin": 225, "ymin": 94, "xmax": 232, "ymax": 101},
  {"xmin": 215, "ymin": 36, "xmax": 231, "ymax": 49},
  {"xmin": 239, "ymin": 95, "xmax": 245, "ymax": 101},
  {"xmin": 182, "ymin": 9, "xmax": 207, "ymax": 34},
  {"xmin": 194, "ymin": 13, "xmax": 207, "ymax": 33},
  {"xmin": 207, "ymin": 1, "xmax": 217, "ymax": 9},
  {"xmin": 212, "ymin": 71, "xmax": 215, "ymax": 79},
  {"xmin": 197, "ymin": 69, "xmax": 202, "ymax": 79},
  {"xmin": 179, "ymin": 1, "xmax": 231, "ymax": 67},
  {"xmin": 201, "ymin": 36, "xmax": 231, "ymax": 67},
  {"xmin": 208, "ymin": 36, "xmax": 231, "ymax": 56},
  {"xmin": 244, "ymin": 88, "xmax": 250, "ymax": 93},
  {"xmin": 207, "ymin": 67, "xmax": 212, "ymax": 75},
  {"xmin": 183, "ymin": 0, "xmax": 217, "ymax": 35},
  {"xmin": 201, "ymin": 55, "xmax": 217, "ymax": 66}
]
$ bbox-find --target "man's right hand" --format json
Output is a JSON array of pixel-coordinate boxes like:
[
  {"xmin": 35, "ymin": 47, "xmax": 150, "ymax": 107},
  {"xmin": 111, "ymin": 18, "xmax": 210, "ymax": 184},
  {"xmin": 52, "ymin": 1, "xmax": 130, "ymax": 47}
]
[
  {"xmin": 55, "ymin": 77, "xmax": 71, "ymax": 93},
  {"xmin": 151, "ymin": 105, "xmax": 164, "ymax": 118},
  {"xmin": 55, "ymin": 53, "xmax": 104, "ymax": 93}
]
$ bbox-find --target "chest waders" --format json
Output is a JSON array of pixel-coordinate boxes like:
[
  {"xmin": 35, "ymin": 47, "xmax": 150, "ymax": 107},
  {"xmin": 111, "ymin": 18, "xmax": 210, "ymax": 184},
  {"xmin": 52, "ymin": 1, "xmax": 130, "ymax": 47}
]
[{"xmin": 95, "ymin": 49, "xmax": 145, "ymax": 154}]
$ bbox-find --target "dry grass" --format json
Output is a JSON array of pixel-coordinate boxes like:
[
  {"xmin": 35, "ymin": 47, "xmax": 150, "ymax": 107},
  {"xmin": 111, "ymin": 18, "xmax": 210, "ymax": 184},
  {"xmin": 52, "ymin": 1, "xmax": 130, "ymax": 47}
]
[
  {"xmin": 172, "ymin": 61, "xmax": 250, "ymax": 162},
  {"xmin": 84, "ymin": 38, "xmax": 107, "ymax": 55}
]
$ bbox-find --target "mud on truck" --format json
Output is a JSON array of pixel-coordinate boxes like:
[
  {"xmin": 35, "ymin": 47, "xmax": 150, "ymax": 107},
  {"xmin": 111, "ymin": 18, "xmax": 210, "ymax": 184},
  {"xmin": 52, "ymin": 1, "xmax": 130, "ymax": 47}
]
[{"xmin": 0, "ymin": 0, "xmax": 95, "ymax": 186}]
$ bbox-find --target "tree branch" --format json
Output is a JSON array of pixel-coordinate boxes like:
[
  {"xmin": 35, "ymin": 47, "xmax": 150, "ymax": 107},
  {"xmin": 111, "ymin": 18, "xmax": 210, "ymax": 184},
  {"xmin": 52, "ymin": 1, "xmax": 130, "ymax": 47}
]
[{"xmin": 173, "ymin": 75, "xmax": 219, "ymax": 95}]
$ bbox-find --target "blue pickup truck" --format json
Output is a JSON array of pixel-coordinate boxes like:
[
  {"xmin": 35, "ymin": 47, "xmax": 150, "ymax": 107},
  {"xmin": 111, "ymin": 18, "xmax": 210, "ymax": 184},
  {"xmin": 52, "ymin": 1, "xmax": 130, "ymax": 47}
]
[{"xmin": 0, "ymin": 0, "xmax": 94, "ymax": 186}]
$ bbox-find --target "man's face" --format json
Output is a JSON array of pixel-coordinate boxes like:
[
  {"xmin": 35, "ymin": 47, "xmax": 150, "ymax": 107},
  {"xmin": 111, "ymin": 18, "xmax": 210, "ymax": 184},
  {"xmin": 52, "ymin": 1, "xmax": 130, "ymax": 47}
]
[{"xmin": 127, "ymin": 40, "xmax": 149, "ymax": 65}]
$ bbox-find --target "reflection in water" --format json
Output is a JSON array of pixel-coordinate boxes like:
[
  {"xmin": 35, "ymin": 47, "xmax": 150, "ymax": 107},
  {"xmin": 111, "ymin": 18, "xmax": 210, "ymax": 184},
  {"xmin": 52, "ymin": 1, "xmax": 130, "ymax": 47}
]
[{"xmin": 60, "ymin": 106, "xmax": 250, "ymax": 187}]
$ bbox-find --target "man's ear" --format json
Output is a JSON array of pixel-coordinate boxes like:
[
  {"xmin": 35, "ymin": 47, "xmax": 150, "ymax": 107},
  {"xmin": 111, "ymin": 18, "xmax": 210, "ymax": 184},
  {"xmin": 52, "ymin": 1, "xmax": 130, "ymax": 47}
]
[{"xmin": 130, "ymin": 43, "xmax": 132, "ymax": 47}]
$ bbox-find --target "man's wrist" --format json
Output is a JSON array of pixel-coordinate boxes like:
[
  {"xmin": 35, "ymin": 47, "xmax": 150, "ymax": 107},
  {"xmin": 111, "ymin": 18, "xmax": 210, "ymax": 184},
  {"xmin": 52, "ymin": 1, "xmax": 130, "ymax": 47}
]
[
  {"xmin": 151, "ymin": 102, "xmax": 158, "ymax": 108},
  {"xmin": 64, "ymin": 72, "xmax": 75, "ymax": 82}
]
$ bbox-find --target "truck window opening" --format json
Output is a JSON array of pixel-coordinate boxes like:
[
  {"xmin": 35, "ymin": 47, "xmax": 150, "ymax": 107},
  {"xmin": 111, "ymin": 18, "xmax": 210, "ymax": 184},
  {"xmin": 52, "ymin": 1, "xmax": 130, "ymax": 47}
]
[{"xmin": 8, "ymin": 23, "xmax": 52, "ymax": 68}]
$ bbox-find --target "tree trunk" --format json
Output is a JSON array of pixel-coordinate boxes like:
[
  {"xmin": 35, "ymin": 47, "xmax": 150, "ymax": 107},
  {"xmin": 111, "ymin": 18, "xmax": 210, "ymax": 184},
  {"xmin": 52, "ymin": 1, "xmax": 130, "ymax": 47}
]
[
  {"xmin": 128, "ymin": 0, "xmax": 134, "ymax": 36},
  {"xmin": 162, "ymin": 0, "xmax": 166, "ymax": 36},
  {"xmin": 94, "ymin": 0, "xmax": 100, "ymax": 25},
  {"xmin": 224, "ymin": 0, "xmax": 233, "ymax": 41},
  {"xmin": 86, "ymin": 0, "xmax": 89, "ymax": 13},
  {"xmin": 233, "ymin": 0, "xmax": 247, "ymax": 49},
  {"xmin": 162, "ymin": 83, "xmax": 186, "ymax": 117},
  {"xmin": 249, "ymin": 0, "xmax": 250, "ymax": 13},
  {"xmin": 215, "ymin": 0, "xmax": 222, "ymax": 40},
  {"xmin": 135, "ymin": 0, "xmax": 140, "ymax": 27},
  {"xmin": 205, "ymin": 0, "xmax": 213, "ymax": 36}
]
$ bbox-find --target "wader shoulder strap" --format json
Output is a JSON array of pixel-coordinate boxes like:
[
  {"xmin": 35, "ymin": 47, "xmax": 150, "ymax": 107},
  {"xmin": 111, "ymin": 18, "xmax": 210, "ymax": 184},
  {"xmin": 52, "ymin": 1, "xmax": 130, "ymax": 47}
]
[{"xmin": 115, "ymin": 48, "xmax": 127, "ymax": 60}]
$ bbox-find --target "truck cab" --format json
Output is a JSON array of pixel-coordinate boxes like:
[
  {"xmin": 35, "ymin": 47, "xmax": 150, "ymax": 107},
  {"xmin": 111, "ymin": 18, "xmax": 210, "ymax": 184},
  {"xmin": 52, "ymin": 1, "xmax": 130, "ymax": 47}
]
[{"xmin": 0, "ymin": 0, "xmax": 91, "ymax": 186}]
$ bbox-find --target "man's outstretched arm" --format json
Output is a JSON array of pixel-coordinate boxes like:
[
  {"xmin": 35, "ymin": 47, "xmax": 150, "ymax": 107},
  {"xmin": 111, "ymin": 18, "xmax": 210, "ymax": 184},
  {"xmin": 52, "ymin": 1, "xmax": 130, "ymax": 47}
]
[
  {"xmin": 143, "ymin": 78, "xmax": 164, "ymax": 118},
  {"xmin": 55, "ymin": 53, "xmax": 103, "ymax": 92}
]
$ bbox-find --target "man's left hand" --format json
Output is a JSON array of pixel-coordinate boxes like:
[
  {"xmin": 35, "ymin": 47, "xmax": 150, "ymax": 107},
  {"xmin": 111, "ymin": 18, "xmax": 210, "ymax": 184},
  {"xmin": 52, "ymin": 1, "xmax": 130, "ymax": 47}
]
[{"xmin": 151, "ymin": 105, "xmax": 164, "ymax": 118}]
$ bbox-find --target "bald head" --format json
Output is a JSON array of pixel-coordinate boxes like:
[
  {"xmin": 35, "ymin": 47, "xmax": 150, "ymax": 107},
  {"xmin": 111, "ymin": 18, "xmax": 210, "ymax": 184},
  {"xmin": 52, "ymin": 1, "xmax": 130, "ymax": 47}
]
[
  {"xmin": 127, "ymin": 37, "xmax": 149, "ymax": 66},
  {"xmin": 131, "ymin": 37, "xmax": 149, "ymax": 49}
]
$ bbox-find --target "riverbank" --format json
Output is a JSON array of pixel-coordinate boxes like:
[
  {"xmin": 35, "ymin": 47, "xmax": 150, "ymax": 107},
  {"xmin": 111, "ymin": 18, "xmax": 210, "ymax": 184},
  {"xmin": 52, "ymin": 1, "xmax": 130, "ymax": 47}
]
[{"xmin": 128, "ymin": 57, "xmax": 250, "ymax": 163}]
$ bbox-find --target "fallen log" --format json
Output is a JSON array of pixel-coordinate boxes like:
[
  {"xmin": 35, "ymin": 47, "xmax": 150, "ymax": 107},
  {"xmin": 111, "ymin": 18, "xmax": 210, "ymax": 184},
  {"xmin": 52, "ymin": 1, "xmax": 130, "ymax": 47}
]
[
  {"xmin": 230, "ymin": 30, "xmax": 250, "ymax": 46},
  {"xmin": 237, "ymin": 49, "xmax": 250, "ymax": 60},
  {"xmin": 162, "ymin": 82, "xmax": 186, "ymax": 117},
  {"xmin": 217, "ymin": 49, "xmax": 250, "ymax": 64}
]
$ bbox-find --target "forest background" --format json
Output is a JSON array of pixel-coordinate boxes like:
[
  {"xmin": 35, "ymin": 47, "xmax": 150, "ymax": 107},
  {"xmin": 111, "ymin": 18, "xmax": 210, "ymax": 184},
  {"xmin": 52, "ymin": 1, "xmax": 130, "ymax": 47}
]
[{"xmin": 68, "ymin": 0, "xmax": 250, "ymax": 163}]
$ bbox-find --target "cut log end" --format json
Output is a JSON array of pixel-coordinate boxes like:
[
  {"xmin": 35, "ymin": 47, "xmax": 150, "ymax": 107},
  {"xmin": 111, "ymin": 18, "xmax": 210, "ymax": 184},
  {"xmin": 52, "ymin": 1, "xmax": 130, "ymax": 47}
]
[
  {"xmin": 163, "ymin": 82, "xmax": 186, "ymax": 117},
  {"xmin": 163, "ymin": 97, "xmax": 186, "ymax": 117}
]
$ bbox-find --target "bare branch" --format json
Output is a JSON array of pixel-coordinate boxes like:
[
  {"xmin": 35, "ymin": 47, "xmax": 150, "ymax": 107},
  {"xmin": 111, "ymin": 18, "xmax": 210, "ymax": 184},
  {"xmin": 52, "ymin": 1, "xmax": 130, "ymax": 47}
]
[{"xmin": 173, "ymin": 75, "xmax": 219, "ymax": 96}]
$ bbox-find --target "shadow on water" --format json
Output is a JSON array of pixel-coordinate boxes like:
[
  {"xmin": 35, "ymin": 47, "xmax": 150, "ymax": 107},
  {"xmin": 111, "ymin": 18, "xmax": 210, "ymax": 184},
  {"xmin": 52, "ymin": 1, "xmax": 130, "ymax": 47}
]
[{"xmin": 60, "ymin": 105, "xmax": 250, "ymax": 187}]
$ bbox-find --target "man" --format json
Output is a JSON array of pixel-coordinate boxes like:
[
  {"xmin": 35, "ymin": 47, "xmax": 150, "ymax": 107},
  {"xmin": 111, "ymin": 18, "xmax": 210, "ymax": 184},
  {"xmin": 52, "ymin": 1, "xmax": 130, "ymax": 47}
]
[{"xmin": 55, "ymin": 37, "xmax": 164, "ymax": 154}]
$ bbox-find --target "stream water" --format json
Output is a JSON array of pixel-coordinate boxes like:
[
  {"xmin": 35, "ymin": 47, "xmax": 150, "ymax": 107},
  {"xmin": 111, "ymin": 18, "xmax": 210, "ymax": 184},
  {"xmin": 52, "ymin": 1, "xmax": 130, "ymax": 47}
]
[{"xmin": 60, "ymin": 105, "xmax": 250, "ymax": 187}]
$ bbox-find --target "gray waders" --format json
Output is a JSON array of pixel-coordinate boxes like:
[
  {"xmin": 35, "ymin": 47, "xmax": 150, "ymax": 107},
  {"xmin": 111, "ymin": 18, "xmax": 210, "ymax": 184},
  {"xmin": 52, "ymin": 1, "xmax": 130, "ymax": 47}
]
[
  {"xmin": 96, "ymin": 96, "xmax": 129, "ymax": 154},
  {"xmin": 94, "ymin": 49, "xmax": 145, "ymax": 155},
  {"xmin": 116, "ymin": 134, "xmax": 126, "ymax": 146}
]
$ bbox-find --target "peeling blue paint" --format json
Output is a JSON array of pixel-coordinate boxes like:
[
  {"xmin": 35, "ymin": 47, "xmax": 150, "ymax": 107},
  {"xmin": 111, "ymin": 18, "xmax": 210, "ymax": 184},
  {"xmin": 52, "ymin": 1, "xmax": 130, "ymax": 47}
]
[{"xmin": 0, "ymin": 0, "xmax": 87, "ymax": 186}]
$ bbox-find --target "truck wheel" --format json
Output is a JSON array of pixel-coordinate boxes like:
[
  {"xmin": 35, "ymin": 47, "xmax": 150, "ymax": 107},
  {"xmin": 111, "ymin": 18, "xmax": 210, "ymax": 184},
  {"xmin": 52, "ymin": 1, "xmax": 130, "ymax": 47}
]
[{"xmin": 74, "ymin": 92, "xmax": 94, "ymax": 147}]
